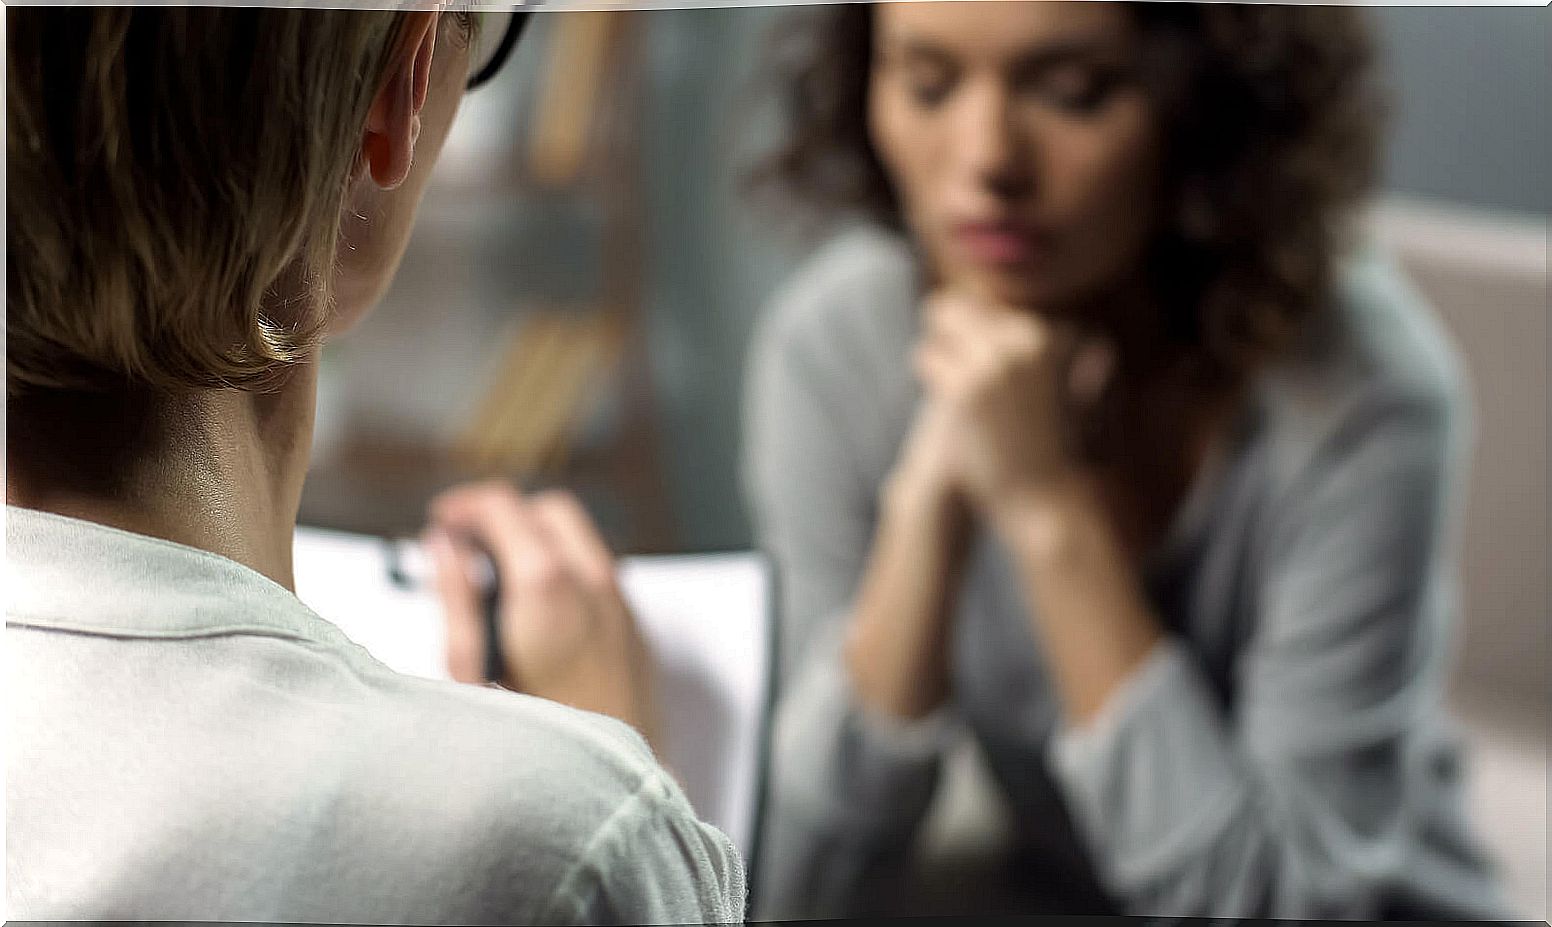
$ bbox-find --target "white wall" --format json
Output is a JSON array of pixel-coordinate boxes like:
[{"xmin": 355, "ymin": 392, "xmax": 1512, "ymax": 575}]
[{"xmin": 1371, "ymin": 197, "xmax": 1546, "ymax": 920}]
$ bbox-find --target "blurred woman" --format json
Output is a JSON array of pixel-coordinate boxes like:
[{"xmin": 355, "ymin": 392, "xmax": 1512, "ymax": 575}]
[
  {"xmin": 7, "ymin": 9, "xmax": 741, "ymax": 922},
  {"xmin": 743, "ymin": 1, "xmax": 1504, "ymax": 919}
]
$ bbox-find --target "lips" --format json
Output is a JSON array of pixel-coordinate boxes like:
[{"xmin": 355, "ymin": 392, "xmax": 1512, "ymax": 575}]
[{"xmin": 951, "ymin": 219, "xmax": 1053, "ymax": 267}]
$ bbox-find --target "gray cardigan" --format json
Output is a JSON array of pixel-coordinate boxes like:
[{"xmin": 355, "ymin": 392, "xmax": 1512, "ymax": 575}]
[{"xmin": 742, "ymin": 225, "xmax": 1506, "ymax": 921}]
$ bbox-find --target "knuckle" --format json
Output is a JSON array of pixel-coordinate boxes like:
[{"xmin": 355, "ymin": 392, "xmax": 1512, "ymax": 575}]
[
  {"xmin": 491, "ymin": 480, "xmax": 525, "ymax": 506},
  {"xmin": 429, "ymin": 485, "xmax": 473, "ymax": 517},
  {"xmin": 520, "ymin": 554, "xmax": 569, "ymax": 595},
  {"xmin": 1005, "ymin": 320, "xmax": 1040, "ymax": 350},
  {"xmin": 536, "ymin": 488, "xmax": 582, "ymax": 517}
]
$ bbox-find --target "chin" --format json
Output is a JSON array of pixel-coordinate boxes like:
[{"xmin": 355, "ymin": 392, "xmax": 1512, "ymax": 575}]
[{"xmin": 957, "ymin": 267, "xmax": 1074, "ymax": 318}]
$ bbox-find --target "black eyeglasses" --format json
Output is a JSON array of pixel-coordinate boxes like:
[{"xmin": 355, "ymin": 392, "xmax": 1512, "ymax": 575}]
[{"xmin": 467, "ymin": 8, "xmax": 529, "ymax": 92}]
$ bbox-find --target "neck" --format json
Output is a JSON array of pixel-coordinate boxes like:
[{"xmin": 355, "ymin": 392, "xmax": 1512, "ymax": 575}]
[{"xmin": 6, "ymin": 362, "xmax": 319, "ymax": 591}]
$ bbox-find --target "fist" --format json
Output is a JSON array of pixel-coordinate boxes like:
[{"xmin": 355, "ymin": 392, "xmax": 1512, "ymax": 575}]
[
  {"xmin": 423, "ymin": 481, "xmax": 658, "ymax": 744},
  {"xmin": 912, "ymin": 291, "xmax": 1112, "ymax": 509}
]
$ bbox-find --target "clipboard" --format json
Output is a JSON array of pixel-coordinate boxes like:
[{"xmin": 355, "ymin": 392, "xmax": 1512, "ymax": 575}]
[{"xmin": 290, "ymin": 524, "xmax": 776, "ymax": 862}]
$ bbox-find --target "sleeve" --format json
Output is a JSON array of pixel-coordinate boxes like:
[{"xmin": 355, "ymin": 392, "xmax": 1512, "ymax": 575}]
[
  {"xmin": 741, "ymin": 299, "xmax": 952, "ymax": 920},
  {"xmin": 1044, "ymin": 391, "xmax": 1476, "ymax": 919},
  {"xmin": 539, "ymin": 769, "xmax": 747, "ymax": 925}
]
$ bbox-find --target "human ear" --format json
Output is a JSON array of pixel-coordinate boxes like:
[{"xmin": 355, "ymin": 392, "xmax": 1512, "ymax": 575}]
[{"xmin": 360, "ymin": 12, "xmax": 438, "ymax": 191}]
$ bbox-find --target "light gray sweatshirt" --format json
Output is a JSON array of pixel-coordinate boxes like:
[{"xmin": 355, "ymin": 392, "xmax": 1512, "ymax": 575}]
[{"xmin": 742, "ymin": 225, "xmax": 1507, "ymax": 921}]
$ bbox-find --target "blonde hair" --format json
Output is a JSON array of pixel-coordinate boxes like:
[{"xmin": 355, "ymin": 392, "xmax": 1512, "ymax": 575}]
[{"xmin": 7, "ymin": 7, "xmax": 413, "ymax": 396}]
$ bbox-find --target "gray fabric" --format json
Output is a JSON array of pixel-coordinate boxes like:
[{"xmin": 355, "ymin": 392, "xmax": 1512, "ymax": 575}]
[
  {"xmin": 5, "ymin": 506, "xmax": 745, "ymax": 925},
  {"xmin": 742, "ymin": 224, "xmax": 1508, "ymax": 921}
]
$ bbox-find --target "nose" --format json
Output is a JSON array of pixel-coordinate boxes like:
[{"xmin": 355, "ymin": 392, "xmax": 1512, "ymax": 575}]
[{"xmin": 954, "ymin": 80, "xmax": 1032, "ymax": 201}]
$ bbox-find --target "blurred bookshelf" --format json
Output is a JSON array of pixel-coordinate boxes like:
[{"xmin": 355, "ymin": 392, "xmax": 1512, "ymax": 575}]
[{"xmin": 302, "ymin": 11, "xmax": 679, "ymax": 554}]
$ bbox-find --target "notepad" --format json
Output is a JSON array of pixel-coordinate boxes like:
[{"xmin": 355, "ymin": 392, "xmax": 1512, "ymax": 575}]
[{"xmin": 291, "ymin": 525, "xmax": 772, "ymax": 856}]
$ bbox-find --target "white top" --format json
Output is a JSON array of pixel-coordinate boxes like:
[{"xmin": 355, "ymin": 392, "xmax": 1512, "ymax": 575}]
[{"xmin": 5, "ymin": 505, "xmax": 746, "ymax": 924}]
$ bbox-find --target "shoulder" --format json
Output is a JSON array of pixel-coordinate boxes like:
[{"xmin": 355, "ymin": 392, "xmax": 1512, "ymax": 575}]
[
  {"xmin": 750, "ymin": 223, "xmax": 921, "ymax": 380},
  {"xmin": 328, "ymin": 661, "xmax": 731, "ymax": 915},
  {"xmin": 1252, "ymin": 243, "xmax": 1469, "ymax": 489},
  {"xmin": 347, "ymin": 662, "xmax": 669, "ymax": 824},
  {"xmin": 742, "ymin": 225, "xmax": 925, "ymax": 489}
]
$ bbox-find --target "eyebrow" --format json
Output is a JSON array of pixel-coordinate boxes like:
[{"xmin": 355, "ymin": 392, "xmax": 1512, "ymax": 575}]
[{"xmin": 878, "ymin": 34, "xmax": 1122, "ymax": 73}]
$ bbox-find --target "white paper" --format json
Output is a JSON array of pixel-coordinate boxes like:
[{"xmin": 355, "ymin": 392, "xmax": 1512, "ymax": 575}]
[{"xmin": 290, "ymin": 525, "xmax": 770, "ymax": 855}]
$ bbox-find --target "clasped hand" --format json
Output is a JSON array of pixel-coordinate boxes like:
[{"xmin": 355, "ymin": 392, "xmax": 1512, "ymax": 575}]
[{"xmin": 901, "ymin": 290, "xmax": 1114, "ymax": 516}]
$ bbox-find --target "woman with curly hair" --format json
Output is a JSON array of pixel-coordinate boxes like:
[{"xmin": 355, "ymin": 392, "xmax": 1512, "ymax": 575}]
[{"xmin": 742, "ymin": 2, "xmax": 1504, "ymax": 919}]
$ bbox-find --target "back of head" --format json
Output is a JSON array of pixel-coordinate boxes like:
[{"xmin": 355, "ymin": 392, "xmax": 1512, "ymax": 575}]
[{"xmin": 7, "ymin": 7, "xmax": 405, "ymax": 398}]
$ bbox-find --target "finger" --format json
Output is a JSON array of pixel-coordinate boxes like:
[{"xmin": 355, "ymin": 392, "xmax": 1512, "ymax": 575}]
[
  {"xmin": 528, "ymin": 490, "xmax": 618, "ymax": 592},
  {"xmin": 429, "ymin": 482, "xmax": 568, "ymax": 597},
  {"xmin": 913, "ymin": 339, "xmax": 971, "ymax": 399},
  {"xmin": 428, "ymin": 478, "xmax": 521, "ymax": 526},
  {"xmin": 924, "ymin": 291, "xmax": 977, "ymax": 340},
  {"xmin": 529, "ymin": 493, "xmax": 644, "ymax": 652},
  {"xmin": 924, "ymin": 295, "xmax": 1000, "ymax": 371},
  {"xmin": 980, "ymin": 309, "xmax": 1041, "ymax": 355},
  {"xmin": 424, "ymin": 528, "xmax": 486, "ymax": 684}
]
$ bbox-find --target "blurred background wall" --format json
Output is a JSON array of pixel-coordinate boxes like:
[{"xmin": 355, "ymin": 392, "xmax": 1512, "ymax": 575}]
[{"xmin": 1372, "ymin": 6, "xmax": 1549, "ymax": 214}]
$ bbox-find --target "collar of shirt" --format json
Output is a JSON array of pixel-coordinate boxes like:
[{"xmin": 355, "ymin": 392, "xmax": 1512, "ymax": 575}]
[{"xmin": 6, "ymin": 504, "xmax": 344, "ymax": 648}]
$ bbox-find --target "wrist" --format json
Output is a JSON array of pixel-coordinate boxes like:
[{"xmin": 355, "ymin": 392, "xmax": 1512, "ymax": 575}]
[
  {"xmin": 991, "ymin": 472, "xmax": 1109, "ymax": 567},
  {"xmin": 882, "ymin": 463, "xmax": 961, "ymax": 524},
  {"xmin": 843, "ymin": 621, "xmax": 950, "ymax": 722}
]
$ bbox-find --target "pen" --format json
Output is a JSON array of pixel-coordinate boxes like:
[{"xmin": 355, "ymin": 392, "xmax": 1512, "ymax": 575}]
[{"xmin": 383, "ymin": 537, "xmax": 506, "ymax": 683}]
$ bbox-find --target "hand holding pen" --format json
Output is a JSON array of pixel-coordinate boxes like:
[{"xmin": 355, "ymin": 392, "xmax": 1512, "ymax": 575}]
[{"xmin": 422, "ymin": 481, "xmax": 661, "ymax": 752}]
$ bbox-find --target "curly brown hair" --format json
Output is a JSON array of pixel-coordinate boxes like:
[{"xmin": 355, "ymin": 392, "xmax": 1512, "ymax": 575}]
[{"xmin": 752, "ymin": 2, "xmax": 1385, "ymax": 393}]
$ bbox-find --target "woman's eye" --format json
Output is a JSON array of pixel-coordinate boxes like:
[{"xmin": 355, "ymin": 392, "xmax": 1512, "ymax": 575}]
[
  {"xmin": 909, "ymin": 78, "xmax": 954, "ymax": 107},
  {"xmin": 903, "ymin": 67, "xmax": 957, "ymax": 108},
  {"xmin": 1027, "ymin": 68, "xmax": 1119, "ymax": 114}
]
